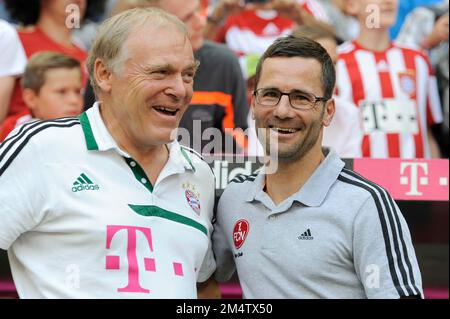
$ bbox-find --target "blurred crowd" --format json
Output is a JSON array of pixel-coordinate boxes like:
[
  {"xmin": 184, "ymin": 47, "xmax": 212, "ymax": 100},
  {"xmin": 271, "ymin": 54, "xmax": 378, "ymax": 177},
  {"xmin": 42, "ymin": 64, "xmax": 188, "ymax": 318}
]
[{"xmin": 0, "ymin": 0, "xmax": 448, "ymax": 158}]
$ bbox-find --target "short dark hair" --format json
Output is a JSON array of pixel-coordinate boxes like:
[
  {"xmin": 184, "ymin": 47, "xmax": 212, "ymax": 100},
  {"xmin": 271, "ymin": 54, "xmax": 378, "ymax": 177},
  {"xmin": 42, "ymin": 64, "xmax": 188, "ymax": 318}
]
[
  {"xmin": 21, "ymin": 52, "xmax": 81, "ymax": 93},
  {"xmin": 254, "ymin": 35, "xmax": 336, "ymax": 99}
]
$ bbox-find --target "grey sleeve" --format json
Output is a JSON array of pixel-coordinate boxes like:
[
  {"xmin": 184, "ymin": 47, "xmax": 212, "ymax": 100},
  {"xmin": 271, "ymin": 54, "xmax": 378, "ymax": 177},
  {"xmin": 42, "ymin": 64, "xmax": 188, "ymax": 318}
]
[
  {"xmin": 212, "ymin": 193, "xmax": 236, "ymax": 282},
  {"xmin": 197, "ymin": 160, "xmax": 217, "ymax": 282},
  {"xmin": 353, "ymin": 194, "xmax": 424, "ymax": 299}
]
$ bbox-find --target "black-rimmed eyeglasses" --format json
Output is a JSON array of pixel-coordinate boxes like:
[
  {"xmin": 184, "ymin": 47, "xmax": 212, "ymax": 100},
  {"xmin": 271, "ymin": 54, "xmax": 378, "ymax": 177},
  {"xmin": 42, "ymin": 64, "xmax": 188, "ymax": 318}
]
[{"xmin": 253, "ymin": 88, "xmax": 329, "ymax": 110}]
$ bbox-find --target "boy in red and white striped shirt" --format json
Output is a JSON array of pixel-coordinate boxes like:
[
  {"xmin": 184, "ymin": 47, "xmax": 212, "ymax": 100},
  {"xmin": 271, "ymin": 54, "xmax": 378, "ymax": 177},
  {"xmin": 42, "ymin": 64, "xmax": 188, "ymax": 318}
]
[
  {"xmin": 207, "ymin": 0, "xmax": 329, "ymax": 57},
  {"xmin": 336, "ymin": 0, "xmax": 443, "ymax": 158}
]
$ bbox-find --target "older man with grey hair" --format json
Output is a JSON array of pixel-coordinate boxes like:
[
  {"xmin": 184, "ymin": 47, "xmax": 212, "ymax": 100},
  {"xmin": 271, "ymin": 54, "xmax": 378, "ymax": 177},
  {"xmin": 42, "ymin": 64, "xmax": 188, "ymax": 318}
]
[
  {"xmin": 105, "ymin": 0, "xmax": 249, "ymax": 154},
  {"xmin": 0, "ymin": 8, "xmax": 216, "ymax": 299}
]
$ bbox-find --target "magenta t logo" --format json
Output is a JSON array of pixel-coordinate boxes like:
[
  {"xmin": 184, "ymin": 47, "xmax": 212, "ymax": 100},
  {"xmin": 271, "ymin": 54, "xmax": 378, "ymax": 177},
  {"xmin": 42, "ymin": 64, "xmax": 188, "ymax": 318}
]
[
  {"xmin": 105, "ymin": 225, "xmax": 155, "ymax": 293},
  {"xmin": 105, "ymin": 225, "xmax": 185, "ymax": 294}
]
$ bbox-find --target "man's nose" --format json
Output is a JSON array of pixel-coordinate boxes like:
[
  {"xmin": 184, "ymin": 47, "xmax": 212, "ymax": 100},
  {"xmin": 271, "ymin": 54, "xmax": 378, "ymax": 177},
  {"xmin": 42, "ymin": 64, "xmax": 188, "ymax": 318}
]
[
  {"xmin": 273, "ymin": 95, "xmax": 294, "ymax": 119},
  {"xmin": 165, "ymin": 74, "xmax": 189, "ymax": 101}
]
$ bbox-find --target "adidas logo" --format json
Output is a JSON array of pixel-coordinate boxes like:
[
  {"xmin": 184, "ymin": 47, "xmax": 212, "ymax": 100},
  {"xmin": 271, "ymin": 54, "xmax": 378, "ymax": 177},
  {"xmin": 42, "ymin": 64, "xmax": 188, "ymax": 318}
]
[
  {"xmin": 376, "ymin": 60, "xmax": 389, "ymax": 72},
  {"xmin": 298, "ymin": 229, "xmax": 314, "ymax": 240},
  {"xmin": 262, "ymin": 22, "xmax": 280, "ymax": 36},
  {"xmin": 72, "ymin": 173, "xmax": 100, "ymax": 192}
]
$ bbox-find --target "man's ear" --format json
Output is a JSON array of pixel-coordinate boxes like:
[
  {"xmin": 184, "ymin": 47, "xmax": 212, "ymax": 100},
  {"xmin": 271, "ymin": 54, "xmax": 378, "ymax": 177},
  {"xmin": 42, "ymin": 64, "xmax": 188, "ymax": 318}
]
[
  {"xmin": 250, "ymin": 94, "xmax": 256, "ymax": 120},
  {"xmin": 22, "ymin": 88, "xmax": 39, "ymax": 112},
  {"xmin": 94, "ymin": 58, "xmax": 113, "ymax": 93},
  {"xmin": 322, "ymin": 98, "xmax": 335, "ymax": 127}
]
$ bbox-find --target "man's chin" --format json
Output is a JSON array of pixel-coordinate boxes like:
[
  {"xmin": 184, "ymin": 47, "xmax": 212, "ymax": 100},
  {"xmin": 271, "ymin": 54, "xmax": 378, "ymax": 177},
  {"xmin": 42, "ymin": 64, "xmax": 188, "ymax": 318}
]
[
  {"xmin": 146, "ymin": 129, "xmax": 178, "ymax": 146},
  {"xmin": 266, "ymin": 145, "xmax": 298, "ymax": 162}
]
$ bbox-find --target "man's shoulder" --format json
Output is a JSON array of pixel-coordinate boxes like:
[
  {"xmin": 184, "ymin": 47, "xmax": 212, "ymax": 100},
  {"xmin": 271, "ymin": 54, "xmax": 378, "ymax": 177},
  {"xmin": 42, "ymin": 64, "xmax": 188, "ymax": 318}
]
[
  {"xmin": 336, "ymin": 167, "xmax": 393, "ymax": 205},
  {"xmin": 221, "ymin": 171, "xmax": 259, "ymax": 197},
  {"xmin": 229, "ymin": 172, "xmax": 259, "ymax": 184},
  {"xmin": 25, "ymin": 116, "xmax": 81, "ymax": 139},
  {"xmin": 0, "ymin": 19, "xmax": 17, "ymax": 37},
  {"xmin": 392, "ymin": 42, "xmax": 431, "ymax": 63},
  {"xmin": 197, "ymin": 41, "xmax": 239, "ymax": 63},
  {"xmin": 2, "ymin": 116, "xmax": 81, "ymax": 141},
  {"xmin": 337, "ymin": 41, "xmax": 357, "ymax": 56},
  {"xmin": 179, "ymin": 145, "xmax": 214, "ymax": 178},
  {"xmin": 0, "ymin": 117, "xmax": 81, "ymax": 155},
  {"xmin": 0, "ymin": 117, "xmax": 83, "ymax": 178}
]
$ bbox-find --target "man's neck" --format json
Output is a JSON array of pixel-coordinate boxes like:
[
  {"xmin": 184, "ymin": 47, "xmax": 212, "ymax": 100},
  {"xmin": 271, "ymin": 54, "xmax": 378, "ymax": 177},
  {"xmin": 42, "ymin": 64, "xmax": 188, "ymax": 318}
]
[
  {"xmin": 99, "ymin": 103, "xmax": 168, "ymax": 165},
  {"xmin": 265, "ymin": 146, "xmax": 325, "ymax": 205},
  {"xmin": 36, "ymin": 13, "xmax": 73, "ymax": 47},
  {"xmin": 356, "ymin": 27, "xmax": 391, "ymax": 52}
]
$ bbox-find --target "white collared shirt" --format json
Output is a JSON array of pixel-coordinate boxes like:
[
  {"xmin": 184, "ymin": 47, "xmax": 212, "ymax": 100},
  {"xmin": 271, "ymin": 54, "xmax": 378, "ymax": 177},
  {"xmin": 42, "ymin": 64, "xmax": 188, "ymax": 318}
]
[{"xmin": 0, "ymin": 103, "xmax": 216, "ymax": 298}]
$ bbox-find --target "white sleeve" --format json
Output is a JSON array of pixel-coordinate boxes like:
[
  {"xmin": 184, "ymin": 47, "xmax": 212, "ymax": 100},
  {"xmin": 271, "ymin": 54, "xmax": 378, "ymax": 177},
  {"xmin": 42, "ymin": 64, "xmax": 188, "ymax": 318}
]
[
  {"xmin": 353, "ymin": 193, "xmax": 423, "ymax": 299},
  {"xmin": 426, "ymin": 75, "xmax": 443, "ymax": 125},
  {"xmin": 0, "ymin": 127, "xmax": 47, "ymax": 250},
  {"xmin": 338, "ymin": 98, "xmax": 362, "ymax": 158},
  {"xmin": 324, "ymin": 97, "xmax": 362, "ymax": 158},
  {"xmin": 197, "ymin": 165, "xmax": 217, "ymax": 282},
  {"xmin": 0, "ymin": 20, "xmax": 27, "ymax": 77},
  {"xmin": 335, "ymin": 58, "xmax": 354, "ymax": 102}
]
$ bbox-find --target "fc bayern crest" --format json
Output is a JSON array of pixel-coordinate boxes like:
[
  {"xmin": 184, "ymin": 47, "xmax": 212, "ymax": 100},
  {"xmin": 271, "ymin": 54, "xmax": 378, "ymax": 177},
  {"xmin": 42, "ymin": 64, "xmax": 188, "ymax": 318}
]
[
  {"xmin": 183, "ymin": 182, "xmax": 201, "ymax": 215},
  {"xmin": 233, "ymin": 219, "xmax": 249, "ymax": 249},
  {"xmin": 398, "ymin": 70, "xmax": 416, "ymax": 97}
]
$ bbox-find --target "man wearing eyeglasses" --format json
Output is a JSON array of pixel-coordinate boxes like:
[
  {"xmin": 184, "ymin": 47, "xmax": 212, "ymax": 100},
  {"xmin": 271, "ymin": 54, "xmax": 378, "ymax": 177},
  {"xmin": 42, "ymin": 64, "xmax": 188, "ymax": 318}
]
[{"xmin": 211, "ymin": 35, "xmax": 423, "ymax": 298}]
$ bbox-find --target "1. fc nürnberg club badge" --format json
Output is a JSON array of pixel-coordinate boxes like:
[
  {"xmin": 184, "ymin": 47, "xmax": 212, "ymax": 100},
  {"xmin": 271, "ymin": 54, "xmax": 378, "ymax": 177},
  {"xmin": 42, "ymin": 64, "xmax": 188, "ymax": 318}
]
[
  {"xmin": 182, "ymin": 182, "xmax": 201, "ymax": 215},
  {"xmin": 233, "ymin": 219, "xmax": 249, "ymax": 249}
]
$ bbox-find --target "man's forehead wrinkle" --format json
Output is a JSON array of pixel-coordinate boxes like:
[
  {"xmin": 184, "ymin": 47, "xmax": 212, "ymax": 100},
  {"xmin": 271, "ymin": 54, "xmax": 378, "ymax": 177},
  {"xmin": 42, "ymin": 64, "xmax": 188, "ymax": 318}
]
[{"xmin": 126, "ymin": 60, "xmax": 197, "ymax": 78}]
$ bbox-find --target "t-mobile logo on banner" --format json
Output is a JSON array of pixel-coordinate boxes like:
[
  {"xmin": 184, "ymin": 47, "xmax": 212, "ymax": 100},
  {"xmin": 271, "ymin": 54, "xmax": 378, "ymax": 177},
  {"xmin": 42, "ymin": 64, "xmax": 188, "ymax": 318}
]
[
  {"xmin": 399, "ymin": 162, "xmax": 448, "ymax": 199},
  {"xmin": 354, "ymin": 158, "xmax": 449, "ymax": 201},
  {"xmin": 400, "ymin": 162, "xmax": 429, "ymax": 196},
  {"xmin": 105, "ymin": 225, "xmax": 185, "ymax": 294}
]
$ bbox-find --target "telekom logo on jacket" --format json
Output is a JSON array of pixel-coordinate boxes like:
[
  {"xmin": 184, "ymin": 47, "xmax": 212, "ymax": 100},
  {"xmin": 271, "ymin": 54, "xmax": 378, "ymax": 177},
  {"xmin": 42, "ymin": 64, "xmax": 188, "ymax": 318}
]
[{"xmin": 105, "ymin": 225, "xmax": 184, "ymax": 293}]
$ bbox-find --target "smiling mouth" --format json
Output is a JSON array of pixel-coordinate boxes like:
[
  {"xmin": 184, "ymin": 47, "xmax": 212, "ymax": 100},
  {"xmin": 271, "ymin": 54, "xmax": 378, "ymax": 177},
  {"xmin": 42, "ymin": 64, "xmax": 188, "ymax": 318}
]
[
  {"xmin": 269, "ymin": 126, "xmax": 300, "ymax": 134},
  {"xmin": 154, "ymin": 106, "xmax": 179, "ymax": 116}
]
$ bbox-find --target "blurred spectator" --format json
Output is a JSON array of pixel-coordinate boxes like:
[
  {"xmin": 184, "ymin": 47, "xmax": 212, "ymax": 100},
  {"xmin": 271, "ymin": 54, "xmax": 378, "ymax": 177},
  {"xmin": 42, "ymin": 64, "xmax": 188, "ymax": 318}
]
[
  {"xmin": 240, "ymin": 53, "xmax": 265, "ymax": 156},
  {"xmin": 317, "ymin": 0, "xmax": 360, "ymax": 41},
  {"xmin": 3, "ymin": 0, "xmax": 102, "ymax": 121},
  {"xmin": 71, "ymin": 0, "xmax": 108, "ymax": 50},
  {"xmin": 0, "ymin": 19, "xmax": 26, "ymax": 123},
  {"xmin": 336, "ymin": 0, "xmax": 443, "ymax": 158},
  {"xmin": 108, "ymin": 0, "xmax": 249, "ymax": 154},
  {"xmin": 397, "ymin": 1, "xmax": 449, "ymax": 157},
  {"xmin": 206, "ymin": 0, "xmax": 330, "ymax": 54},
  {"xmin": 246, "ymin": 25, "xmax": 363, "ymax": 157},
  {"xmin": 292, "ymin": 25, "xmax": 362, "ymax": 157},
  {"xmin": 0, "ymin": 0, "xmax": 11, "ymax": 21},
  {"xmin": 390, "ymin": 0, "xmax": 442, "ymax": 39},
  {"xmin": 0, "ymin": 52, "xmax": 84, "ymax": 141}
]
